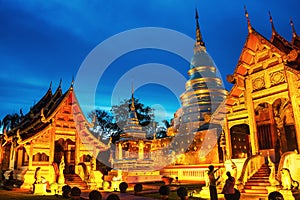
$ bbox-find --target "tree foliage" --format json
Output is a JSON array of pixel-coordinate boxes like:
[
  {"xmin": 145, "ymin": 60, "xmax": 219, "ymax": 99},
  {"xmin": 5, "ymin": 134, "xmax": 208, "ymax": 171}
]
[
  {"xmin": 89, "ymin": 98, "xmax": 157, "ymax": 143},
  {"xmin": 1, "ymin": 113, "xmax": 21, "ymax": 132},
  {"xmin": 111, "ymin": 98, "xmax": 156, "ymax": 135},
  {"xmin": 88, "ymin": 110, "xmax": 121, "ymax": 143}
]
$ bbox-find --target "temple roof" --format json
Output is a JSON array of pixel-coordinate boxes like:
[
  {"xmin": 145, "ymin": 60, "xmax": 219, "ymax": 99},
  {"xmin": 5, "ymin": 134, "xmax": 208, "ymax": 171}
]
[
  {"xmin": 120, "ymin": 90, "xmax": 146, "ymax": 139},
  {"xmin": 226, "ymin": 9, "xmax": 300, "ymax": 106},
  {"xmin": 5, "ymin": 83, "xmax": 69, "ymax": 139}
]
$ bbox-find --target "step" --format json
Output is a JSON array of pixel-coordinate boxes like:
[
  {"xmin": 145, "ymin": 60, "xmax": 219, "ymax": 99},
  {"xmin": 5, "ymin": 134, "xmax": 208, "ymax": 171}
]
[
  {"xmin": 244, "ymin": 185, "xmax": 270, "ymax": 190},
  {"xmin": 249, "ymin": 177, "xmax": 269, "ymax": 180},
  {"xmin": 244, "ymin": 189, "xmax": 268, "ymax": 194},
  {"xmin": 252, "ymin": 174, "xmax": 269, "ymax": 177},
  {"xmin": 64, "ymin": 174, "xmax": 88, "ymax": 190},
  {"xmin": 245, "ymin": 182, "xmax": 271, "ymax": 186},
  {"xmin": 247, "ymin": 179, "xmax": 269, "ymax": 183},
  {"xmin": 256, "ymin": 170, "xmax": 270, "ymax": 173}
]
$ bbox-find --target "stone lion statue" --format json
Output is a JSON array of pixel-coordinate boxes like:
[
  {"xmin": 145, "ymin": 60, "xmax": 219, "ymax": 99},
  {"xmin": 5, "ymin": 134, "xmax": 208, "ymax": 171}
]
[{"xmin": 281, "ymin": 168, "xmax": 299, "ymax": 190}]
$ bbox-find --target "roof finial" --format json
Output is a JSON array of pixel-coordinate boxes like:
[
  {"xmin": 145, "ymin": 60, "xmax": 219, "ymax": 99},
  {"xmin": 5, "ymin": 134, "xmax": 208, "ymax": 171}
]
[
  {"xmin": 195, "ymin": 8, "xmax": 205, "ymax": 47},
  {"xmin": 49, "ymin": 81, "xmax": 52, "ymax": 90},
  {"xmin": 59, "ymin": 78, "xmax": 62, "ymax": 88},
  {"xmin": 269, "ymin": 11, "xmax": 276, "ymax": 35},
  {"xmin": 71, "ymin": 76, "xmax": 74, "ymax": 88},
  {"xmin": 131, "ymin": 82, "xmax": 135, "ymax": 111},
  {"xmin": 244, "ymin": 5, "xmax": 252, "ymax": 33},
  {"xmin": 290, "ymin": 18, "xmax": 297, "ymax": 38}
]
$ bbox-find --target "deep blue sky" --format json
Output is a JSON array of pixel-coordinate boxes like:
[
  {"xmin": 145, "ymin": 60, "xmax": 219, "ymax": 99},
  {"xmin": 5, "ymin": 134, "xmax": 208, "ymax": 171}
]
[{"xmin": 0, "ymin": 0, "xmax": 299, "ymax": 125}]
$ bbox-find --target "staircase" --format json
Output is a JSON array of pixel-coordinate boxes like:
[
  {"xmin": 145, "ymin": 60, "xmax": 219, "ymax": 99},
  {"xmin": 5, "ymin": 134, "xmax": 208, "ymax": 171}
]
[
  {"xmin": 244, "ymin": 164, "xmax": 271, "ymax": 194},
  {"xmin": 64, "ymin": 174, "xmax": 88, "ymax": 190}
]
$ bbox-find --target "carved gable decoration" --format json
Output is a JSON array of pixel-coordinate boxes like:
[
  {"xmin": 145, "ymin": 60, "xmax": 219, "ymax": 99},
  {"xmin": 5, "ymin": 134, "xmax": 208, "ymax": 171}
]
[
  {"xmin": 252, "ymin": 76, "xmax": 265, "ymax": 91},
  {"xmin": 247, "ymin": 34, "xmax": 259, "ymax": 51},
  {"xmin": 270, "ymin": 71, "xmax": 285, "ymax": 86}
]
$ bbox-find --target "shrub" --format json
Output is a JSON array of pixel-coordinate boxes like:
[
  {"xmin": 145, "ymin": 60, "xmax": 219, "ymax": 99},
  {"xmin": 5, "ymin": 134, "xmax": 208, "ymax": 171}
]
[
  {"xmin": 177, "ymin": 187, "xmax": 188, "ymax": 198},
  {"xmin": 70, "ymin": 186, "xmax": 81, "ymax": 197},
  {"xmin": 106, "ymin": 193, "xmax": 120, "ymax": 200},
  {"xmin": 61, "ymin": 185, "xmax": 71, "ymax": 198},
  {"xmin": 89, "ymin": 190, "xmax": 102, "ymax": 200},
  {"xmin": 119, "ymin": 182, "xmax": 128, "ymax": 193},
  {"xmin": 102, "ymin": 181, "xmax": 110, "ymax": 189},
  {"xmin": 159, "ymin": 185, "xmax": 170, "ymax": 196},
  {"xmin": 134, "ymin": 183, "xmax": 143, "ymax": 193}
]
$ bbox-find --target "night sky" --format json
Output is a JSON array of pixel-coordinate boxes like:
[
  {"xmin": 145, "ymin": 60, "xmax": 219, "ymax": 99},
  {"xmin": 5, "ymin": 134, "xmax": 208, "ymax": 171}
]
[{"xmin": 0, "ymin": 0, "xmax": 299, "ymax": 127}]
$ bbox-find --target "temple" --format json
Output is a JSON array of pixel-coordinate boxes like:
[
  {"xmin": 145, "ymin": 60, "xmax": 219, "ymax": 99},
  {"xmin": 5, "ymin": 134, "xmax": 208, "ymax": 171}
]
[
  {"xmin": 1, "ymin": 8, "xmax": 300, "ymax": 198},
  {"xmin": 0, "ymin": 81, "xmax": 108, "ymax": 191}
]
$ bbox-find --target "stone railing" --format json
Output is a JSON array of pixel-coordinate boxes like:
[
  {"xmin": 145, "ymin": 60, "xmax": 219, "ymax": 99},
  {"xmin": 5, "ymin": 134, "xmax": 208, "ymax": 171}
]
[
  {"xmin": 161, "ymin": 164, "xmax": 224, "ymax": 182},
  {"xmin": 276, "ymin": 150, "xmax": 300, "ymax": 183},
  {"xmin": 236, "ymin": 154, "xmax": 265, "ymax": 190}
]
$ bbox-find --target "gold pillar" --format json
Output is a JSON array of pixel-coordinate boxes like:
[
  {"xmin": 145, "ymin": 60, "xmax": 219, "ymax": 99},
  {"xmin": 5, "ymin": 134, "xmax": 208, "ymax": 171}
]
[
  {"xmin": 118, "ymin": 143, "xmax": 122, "ymax": 160},
  {"xmin": 245, "ymin": 78, "xmax": 259, "ymax": 154},
  {"xmin": 28, "ymin": 141, "xmax": 33, "ymax": 171},
  {"xmin": 17, "ymin": 148, "xmax": 23, "ymax": 169},
  {"xmin": 224, "ymin": 116, "xmax": 231, "ymax": 159},
  {"xmin": 8, "ymin": 143, "xmax": 15, "ymax": 170},
  {"xmin": 75, "ymin": 131, "xmax": 80, "ymax": 174},
  {"xmin": 138, "ymin": 141, "xmax": 144, "ymax": 160},
  {"xmin": 286, "ymin": 71, "xmax": 300, "ymax": 152},
  {"xmin": 49, "ymin": 128, "xmax": 55, "ymax": 165}
]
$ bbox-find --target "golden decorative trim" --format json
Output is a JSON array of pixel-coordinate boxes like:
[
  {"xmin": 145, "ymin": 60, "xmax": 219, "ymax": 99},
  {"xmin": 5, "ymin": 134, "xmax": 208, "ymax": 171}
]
[
  {"xmin": 252, "ymin": 76, "xmax": 265, "ymax": 91},
  {"xmin": 270, "ymin": 71, "xmax": 285, "ymax": 86}
]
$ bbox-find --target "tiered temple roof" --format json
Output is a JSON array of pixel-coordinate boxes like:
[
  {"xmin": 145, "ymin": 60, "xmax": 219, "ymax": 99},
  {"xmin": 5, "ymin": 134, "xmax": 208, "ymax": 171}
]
[
  {"xmin": 3, "ymin": 80, "xmax": 107, "ymax": 150},
  {"xmin": 120, "ymin": 91, "xmax": 146, "ymax": 139},
  {"xmin": 226, "ymin": 8, "xmax": 300, "ymax": 106}
]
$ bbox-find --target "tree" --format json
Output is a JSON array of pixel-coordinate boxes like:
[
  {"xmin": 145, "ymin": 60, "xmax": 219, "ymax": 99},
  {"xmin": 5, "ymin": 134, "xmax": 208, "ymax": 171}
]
[
  {"xmin": 88, "ymin": 110, "xmax": 121, "ymax": 143},
  {"xmin": 111, "ymin": 97, "xmax": 156, "ymax": 135},
  {"xmin": 1, "ymin": 113, "xmax": 20, "ymax": 132}
]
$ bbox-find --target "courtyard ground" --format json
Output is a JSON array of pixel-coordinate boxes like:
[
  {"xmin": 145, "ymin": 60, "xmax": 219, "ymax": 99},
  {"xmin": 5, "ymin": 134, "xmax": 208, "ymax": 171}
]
[{"xmin": 0, "ymin": 188, "xmax": 272, "ymax": 200}]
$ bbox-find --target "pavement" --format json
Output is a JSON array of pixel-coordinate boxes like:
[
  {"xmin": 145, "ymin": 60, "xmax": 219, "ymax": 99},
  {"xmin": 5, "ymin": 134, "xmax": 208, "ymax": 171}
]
[{"xmin": 0, "ymin": 188, "xmax": 273, "ymax": 200}]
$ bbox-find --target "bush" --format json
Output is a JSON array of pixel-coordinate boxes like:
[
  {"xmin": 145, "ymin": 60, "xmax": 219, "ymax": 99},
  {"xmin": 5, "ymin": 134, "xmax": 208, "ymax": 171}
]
[
  {"xmin": 70, "ymin": 186, "xmax": 81, "ymax": 197},
  {"xmin": 89, "ymin": 190, "xmax": 102, "ymax": 200},
  {"xmin": 134, "ymin": 183, "xmax": 143, "ymax": 193},
  {"xmin": 102, "ymin": 181, "xmax": 110, "ymax": 189},
  {"xmin": 119, "ymin": 182, "xmax": 128, "ymax": 193},
  {"xmin": 177, "ymin": 187, "xmax": 188, "ymax": 198},
  {"xmin": 61, "ymin": 185, "xmax": 71, "ymax": 198},
  {"xmin": 106, "ymin": 193, "xmax": 120, "ymax": 200},
  {"xmin": 159, "ymin": 185, "xmax": 170, "ymax": 196}
]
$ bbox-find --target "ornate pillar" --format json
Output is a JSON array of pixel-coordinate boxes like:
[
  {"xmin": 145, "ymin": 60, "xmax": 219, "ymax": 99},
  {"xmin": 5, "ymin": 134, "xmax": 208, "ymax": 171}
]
[{"xmin": 245, "ymin": 77, "xmax": 259, "ymax": 154}]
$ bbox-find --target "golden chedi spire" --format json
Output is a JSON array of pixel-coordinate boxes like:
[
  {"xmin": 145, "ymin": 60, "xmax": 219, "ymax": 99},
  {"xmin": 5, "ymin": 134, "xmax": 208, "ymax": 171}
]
[
  {"xmin": 195, "ymin": 8, "xmax": 205, "ymax": 47},
  {"xmin": 178, "ymin": 9, "xmax": 227, "ymax": 133}
]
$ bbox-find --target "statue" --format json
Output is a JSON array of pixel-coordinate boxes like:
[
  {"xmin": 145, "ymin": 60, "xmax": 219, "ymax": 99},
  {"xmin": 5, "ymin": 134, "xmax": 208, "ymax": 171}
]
[
  {"xmin": 268, "ymin": 156, "xmax": 280, "ymax": 186},
  {"xmin": 281, "ymin": 168, "xmax": 299, "ymax": 190},
  {"xmin": 88, "ymin": 156, "xmax": 96, "ymax": 183},
  {"xmin": 34, "ymin": 167, "xmax": 42, "ymax": 184},
  {"xmin": 58, "ymin": 156, "xmax": 65, "ymax": 184}
]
